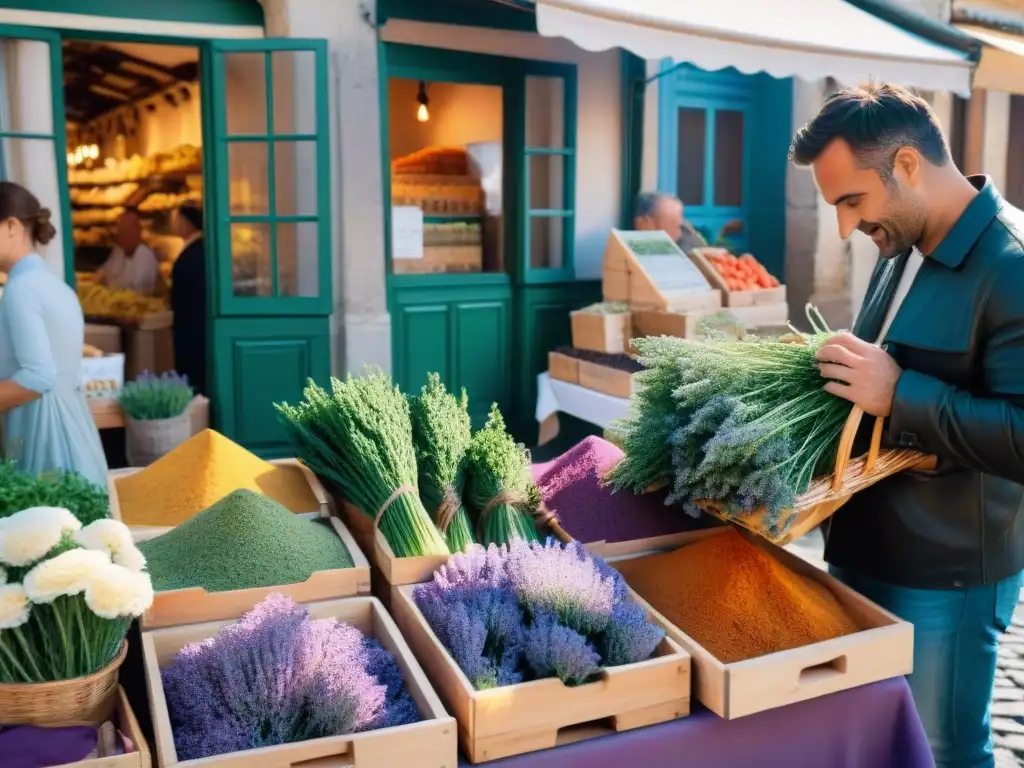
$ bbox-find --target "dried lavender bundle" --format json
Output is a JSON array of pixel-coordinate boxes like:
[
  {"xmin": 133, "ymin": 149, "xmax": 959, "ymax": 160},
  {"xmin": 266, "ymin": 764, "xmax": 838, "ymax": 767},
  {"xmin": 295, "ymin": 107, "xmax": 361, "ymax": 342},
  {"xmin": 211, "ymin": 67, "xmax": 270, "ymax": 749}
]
[
  {"xmin": 463, "ymin": 404, "xmax": 540, "ymax": 547},
  {"xmin": 408, "ymin": 373, "xmax": 475, "ymax": 552},
  {"xmin": 608, "ymin": 306, "xmax": 852, "ymax": 535}
]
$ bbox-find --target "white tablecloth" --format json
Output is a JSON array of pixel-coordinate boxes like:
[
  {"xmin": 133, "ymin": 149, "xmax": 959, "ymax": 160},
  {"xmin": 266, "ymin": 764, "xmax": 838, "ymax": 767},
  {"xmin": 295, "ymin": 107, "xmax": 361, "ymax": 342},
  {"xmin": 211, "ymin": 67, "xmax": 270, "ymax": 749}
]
[{"xmin": 535, "ymin": 373, "xmax": 632, "ymax": 438}]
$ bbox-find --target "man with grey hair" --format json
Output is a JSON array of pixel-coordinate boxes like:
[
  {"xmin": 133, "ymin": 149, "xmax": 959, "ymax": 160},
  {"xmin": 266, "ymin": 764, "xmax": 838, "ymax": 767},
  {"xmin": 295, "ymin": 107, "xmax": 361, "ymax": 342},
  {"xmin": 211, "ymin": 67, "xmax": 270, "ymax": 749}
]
[{"xmin": 633, "ymin": 191, "xmax": 707, "ymax": 252}]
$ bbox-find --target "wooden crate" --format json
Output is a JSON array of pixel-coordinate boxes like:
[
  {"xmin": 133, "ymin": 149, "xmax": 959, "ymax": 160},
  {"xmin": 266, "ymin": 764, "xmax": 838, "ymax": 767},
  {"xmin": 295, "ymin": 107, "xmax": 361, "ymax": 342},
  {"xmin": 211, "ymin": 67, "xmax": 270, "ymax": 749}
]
[
  {"xmin": 109, "ymin": 458, "xmax": 331, "ymax": 542},
  {"xmin": 547, "ymin": 350, "xmax": 579, "ymax": 385},
  {"xmin": 577, "ymin": 360, "xmax": 634, "ymax": 398},
  {"xmin": 570, "ymin": 308, "xmax": 632, "ymax": 354},
  {"xmin": 631, "ymin": 308, "xmax": 733, "ymax": 341},
  {"xmin": 143, "ymin": 597, "xmax": 458, "ymax": 768},
  {"xmin": 727, "ymin": 302, "xmax": 790, "ymax": 329},
  {"xmin": 602, "ymin": 230, "xmax": 722, "ymax": 312},
  {"xmin": 690, "ymin": 248, "xmax": 788, "ymax": 309},
  {"xmin": 73, "ymin": 687, "xmax": 152, "ymax": 768},
  {"xmin": 606, "ymin": 528, "xmax": 914, "ymax": 719},
  {"xmin": 391, "ymin": 585, "xmax": 690, "ymax": 763}
]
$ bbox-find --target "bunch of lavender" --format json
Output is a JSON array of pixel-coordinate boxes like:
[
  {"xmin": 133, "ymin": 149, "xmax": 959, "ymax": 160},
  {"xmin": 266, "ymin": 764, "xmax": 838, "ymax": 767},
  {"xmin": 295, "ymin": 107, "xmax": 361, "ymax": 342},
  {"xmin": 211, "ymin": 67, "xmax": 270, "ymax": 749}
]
[
  {"xmin": 118, "ymin": 370, "xmax": 193, "ymax": 421},
  {"xmin": 463, "ymin": 404, "xmax": 540, "ymax": 547},
  {"xmin": 408, "ymin": 374, "xmax": 475, "ymax": 552},
  {"xmin": 414, "ymin": 540, "xmax": 663, "ymax": 689},
  {"xmin": 162, "ymin": 595, "xmax": 419, "ymax": 760},
  {"xmin": 608, "ymin": 306, "xmax": 852, "ymax": 536}
]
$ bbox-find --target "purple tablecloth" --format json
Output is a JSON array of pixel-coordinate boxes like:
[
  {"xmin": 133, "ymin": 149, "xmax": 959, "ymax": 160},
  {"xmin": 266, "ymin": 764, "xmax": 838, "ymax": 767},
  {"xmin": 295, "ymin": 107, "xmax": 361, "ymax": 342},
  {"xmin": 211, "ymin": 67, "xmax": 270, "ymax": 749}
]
[{"xmin": 458, "ymin": 678, "xmax": 934, "ymax": 767}]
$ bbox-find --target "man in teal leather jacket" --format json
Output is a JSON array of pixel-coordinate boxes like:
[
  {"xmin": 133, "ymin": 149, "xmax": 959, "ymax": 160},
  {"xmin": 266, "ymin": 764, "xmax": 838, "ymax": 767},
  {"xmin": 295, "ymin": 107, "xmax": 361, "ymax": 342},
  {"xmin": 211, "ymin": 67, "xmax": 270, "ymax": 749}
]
[{"xmin": 791, "ymin": 83, "xmax": 1024, "ymax": 767}]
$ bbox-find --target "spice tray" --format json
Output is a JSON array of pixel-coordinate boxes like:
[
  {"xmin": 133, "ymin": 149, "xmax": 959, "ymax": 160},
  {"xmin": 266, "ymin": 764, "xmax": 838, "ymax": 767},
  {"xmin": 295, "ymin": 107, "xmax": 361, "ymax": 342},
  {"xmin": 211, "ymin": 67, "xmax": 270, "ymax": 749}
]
[
  {"xmin": 108, "ymin": 458, "xmax": 331, "ymax": 543},
  {"xmin": 605, "ymin": 528, "xmax": 914, "ymax": 719},
  {"xmin": 570, "ymin": 307, "xmax": 632, "ymax": 355},
  {"xmin": 73, "ymin": 686, "xmax": 152, "ymax": 768},
  {"xmin": 577, "ymin": 360, "xmax": 634, "ymax": 399},
  {"xmin": 391, "ymin": 584, "xmax": 691, "ymax": 763},
  {"xmin": 142, "ymin": 597, "xmax": 457, "ymax": 768},
  {"xmin": 547, "ymin": 350, "xmax": 579, "ymax": 385},
  {"xmin": 138, "ymin": 513, "xmax": 371, "ymax": 629}
]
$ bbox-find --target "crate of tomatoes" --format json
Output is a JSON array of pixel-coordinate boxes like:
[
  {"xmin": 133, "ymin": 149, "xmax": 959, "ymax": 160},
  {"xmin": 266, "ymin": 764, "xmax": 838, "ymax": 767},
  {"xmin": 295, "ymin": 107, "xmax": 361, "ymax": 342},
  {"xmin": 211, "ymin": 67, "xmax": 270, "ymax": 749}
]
[{"xmin": 689, "ymin": 248, "xmax": 788, "ymax": 327}]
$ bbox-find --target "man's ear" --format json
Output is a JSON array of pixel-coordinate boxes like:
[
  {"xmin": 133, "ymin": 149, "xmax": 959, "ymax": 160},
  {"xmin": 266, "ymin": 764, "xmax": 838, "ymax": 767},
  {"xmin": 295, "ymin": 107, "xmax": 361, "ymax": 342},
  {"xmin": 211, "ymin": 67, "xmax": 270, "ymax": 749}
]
[{"xmin": 893, "ymin": 147, "xmax": 921, "ymax": 186}]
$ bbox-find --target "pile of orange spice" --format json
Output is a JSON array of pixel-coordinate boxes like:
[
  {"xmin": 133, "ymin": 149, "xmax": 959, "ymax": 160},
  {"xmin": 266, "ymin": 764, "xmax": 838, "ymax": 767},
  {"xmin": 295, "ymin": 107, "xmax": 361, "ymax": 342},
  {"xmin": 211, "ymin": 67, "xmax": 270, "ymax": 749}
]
[{"xmin": 614, "ymin": 530, "xmax": 859, "ymax": 663}]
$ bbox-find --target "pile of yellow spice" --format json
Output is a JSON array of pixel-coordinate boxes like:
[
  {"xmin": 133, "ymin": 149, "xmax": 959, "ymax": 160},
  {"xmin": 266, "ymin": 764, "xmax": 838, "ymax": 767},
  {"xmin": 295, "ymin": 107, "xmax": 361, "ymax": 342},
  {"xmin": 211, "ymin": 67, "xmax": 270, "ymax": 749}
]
[{"xmin": 114, "ymin": 429, "xmax": 320, "ymax": 527}]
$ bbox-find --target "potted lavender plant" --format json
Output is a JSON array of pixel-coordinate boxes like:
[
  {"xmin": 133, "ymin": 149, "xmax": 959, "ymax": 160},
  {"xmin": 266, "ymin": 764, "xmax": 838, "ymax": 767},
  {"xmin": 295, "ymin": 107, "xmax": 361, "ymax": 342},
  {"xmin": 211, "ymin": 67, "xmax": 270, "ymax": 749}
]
[{"xmin": 119, "ymin": 371, "xmax": 194, "ymax": 467}]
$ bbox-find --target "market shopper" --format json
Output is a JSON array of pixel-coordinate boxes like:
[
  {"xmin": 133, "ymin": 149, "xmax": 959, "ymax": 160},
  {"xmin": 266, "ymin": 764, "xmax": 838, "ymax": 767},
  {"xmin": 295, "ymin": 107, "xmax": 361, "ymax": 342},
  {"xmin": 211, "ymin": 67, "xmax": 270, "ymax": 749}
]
[
  {"xmin": 95, "ymin": 208, "xmax": 160, "ymax": 295},
  {"xmin": 790, "ymin": 83, "xmax": 1024, "ymax": 767},
  {"xmin": 0, "ymin": 182, "xmax": 108, "ymax": 487},
  {"xmin": 634, "ymin": 191, "xmax": 708, "ymax": 252},
  {"xmin": 170, "ymin": 202, "xmax": 207, "ymax": 397}
]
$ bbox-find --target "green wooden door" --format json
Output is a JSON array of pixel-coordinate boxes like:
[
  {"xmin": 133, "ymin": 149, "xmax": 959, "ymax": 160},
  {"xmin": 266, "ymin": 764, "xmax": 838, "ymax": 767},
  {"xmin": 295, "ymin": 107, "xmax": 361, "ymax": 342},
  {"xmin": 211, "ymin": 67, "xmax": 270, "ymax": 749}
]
[
  {"xmin": 0, "ymin": 27, "xmax": 73, "ymax": 285},
  {"xmin": 204, "ymin": 38, "xmax": 332, "ymax": 457}
]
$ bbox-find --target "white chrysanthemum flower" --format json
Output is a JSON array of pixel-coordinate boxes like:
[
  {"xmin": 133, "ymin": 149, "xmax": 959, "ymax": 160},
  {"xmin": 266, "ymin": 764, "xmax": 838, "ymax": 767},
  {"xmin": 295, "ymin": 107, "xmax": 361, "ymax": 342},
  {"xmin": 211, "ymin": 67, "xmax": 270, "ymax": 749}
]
[
  {"xmin": 23, "ymin": 549, "xmax": 111, "ymax": 603},
  {"xmin": 84, "ymin": 563, "xmax": 154, "ymax": 620},
  {"xmin": 0, "ymin": 507, "xmax": 82, "ymax": 567},
  {"xmin": 0, "ymin": 584, "xmax": 30, "ymax": 629},
  {"xmin": 74, "ymin": 519, "xmax": 145, "ymax": 572}
]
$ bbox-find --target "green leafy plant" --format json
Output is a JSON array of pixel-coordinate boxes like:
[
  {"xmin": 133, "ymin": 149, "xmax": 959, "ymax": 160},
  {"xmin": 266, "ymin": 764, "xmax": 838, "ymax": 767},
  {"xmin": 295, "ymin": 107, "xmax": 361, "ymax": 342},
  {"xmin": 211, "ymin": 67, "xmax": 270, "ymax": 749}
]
[
  {"xmin": 275, "ymin": 373, "xmax": 449, "ymax": 558},
  {"xmin": 608, "ymin": 306, "xmax": 852, "ymax": 536},
  {"xmin": 408, "ymin": 374, "xmax": 475, "ymax": 553},
  {"xmin": 119, "ymin": 371, "xmax": 193, "ymax": 421},
  {"xmin": 0, "ymin": 462, "xmax": 109, "ymax": 525},
  {"xmin": 0, "ymin": 510, "xmax": 152, "ymax": 682}
]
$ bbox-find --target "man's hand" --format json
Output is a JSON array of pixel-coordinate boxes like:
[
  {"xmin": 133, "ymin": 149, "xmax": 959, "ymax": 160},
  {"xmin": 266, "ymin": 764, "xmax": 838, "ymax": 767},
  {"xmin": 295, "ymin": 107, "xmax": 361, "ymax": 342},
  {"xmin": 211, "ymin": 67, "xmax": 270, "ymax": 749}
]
[{"xmin": 815, "ymin": 332, "xmax": 902, "ymax": 417}]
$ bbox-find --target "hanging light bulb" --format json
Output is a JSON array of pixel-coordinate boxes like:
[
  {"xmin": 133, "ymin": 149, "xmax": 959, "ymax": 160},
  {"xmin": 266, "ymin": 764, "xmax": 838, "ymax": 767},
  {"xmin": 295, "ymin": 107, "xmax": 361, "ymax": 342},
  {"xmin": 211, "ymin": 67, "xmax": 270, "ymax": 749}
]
[{"xmin": 416, "ymin": 80, "xmax": 430, "ymax": 122}]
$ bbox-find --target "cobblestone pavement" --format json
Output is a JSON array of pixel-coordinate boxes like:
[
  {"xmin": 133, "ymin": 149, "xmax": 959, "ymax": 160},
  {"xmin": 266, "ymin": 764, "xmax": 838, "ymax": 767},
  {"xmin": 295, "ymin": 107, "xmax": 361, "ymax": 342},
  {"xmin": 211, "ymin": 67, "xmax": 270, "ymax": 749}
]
[{"xmin": 785, "ymin": 530, "xmax": 1024, "ymax": 767}]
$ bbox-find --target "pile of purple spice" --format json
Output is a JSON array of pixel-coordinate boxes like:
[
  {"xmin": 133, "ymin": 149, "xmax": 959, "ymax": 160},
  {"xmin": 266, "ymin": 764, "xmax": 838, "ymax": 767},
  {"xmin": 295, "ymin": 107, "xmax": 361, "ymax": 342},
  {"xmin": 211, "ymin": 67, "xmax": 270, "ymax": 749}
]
[
  {"xmin": 531, "ymin": 436, "xmax": 720, "ymax": 543},
  {"xmin": 161, "ymin": 595, "xmax": 420, "ymax": 760},
  {"xmin": 414, "ymin": 540, "xmax": 664, "ymax": 689}
]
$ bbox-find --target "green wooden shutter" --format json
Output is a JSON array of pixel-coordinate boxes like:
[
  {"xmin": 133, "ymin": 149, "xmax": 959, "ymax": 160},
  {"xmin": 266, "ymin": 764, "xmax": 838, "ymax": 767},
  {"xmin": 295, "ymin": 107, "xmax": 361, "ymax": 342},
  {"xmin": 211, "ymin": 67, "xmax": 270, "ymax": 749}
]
[{"xmin": 206, "ymin": 38, "xmax": 331, "ymax": 316}]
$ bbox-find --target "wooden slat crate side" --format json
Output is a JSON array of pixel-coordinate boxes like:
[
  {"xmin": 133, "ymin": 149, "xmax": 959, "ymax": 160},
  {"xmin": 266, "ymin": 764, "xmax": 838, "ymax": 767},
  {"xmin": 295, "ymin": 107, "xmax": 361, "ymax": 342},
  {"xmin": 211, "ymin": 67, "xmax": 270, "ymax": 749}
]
[
  {"xmin": 548, "ymin": 351, "xmax": 580, "ymax": 384},
  {"xmin": 570, "ymin": 310, "xmax": 632, "ymax": 355},
  {"xmin": 74, "ymin": 687, "xmax": 152, "ymax": 768},
  {"xmin": 576, "ymin": 361, "xmax": 634, "ymax": 399}
]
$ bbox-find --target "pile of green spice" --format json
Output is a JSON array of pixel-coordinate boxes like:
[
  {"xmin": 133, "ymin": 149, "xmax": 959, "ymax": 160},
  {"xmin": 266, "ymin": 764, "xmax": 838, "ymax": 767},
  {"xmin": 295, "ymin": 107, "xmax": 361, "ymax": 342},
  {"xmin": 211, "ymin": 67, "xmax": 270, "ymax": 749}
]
[{"xmin": 138, "ymin": 489, "xmax": 354, "ymax": 593}]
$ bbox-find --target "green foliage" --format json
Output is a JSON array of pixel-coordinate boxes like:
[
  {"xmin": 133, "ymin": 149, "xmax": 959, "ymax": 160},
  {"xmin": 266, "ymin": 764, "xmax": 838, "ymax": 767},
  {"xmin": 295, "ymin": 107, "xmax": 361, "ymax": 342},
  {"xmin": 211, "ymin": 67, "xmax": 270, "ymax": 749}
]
[
  {"xmin": 275, "ymin": 372, "xmax": 449, "ymax": 558},
  {"xmin": 463, "ymin": 404, "xmax": 540, "ymax": 547},
  {"xmin": 119, "ymin": 371, "xmax": 193, "ymax": 421},
  {"xmin": 608, "ymin": 307, "xmax": 852, "ymax": 536},
  {"xmin": 408, "ymin": 373, "xmax": 475, "ymax": 552},
  {"xmin": 0, "ymin": 462, "xmax": 109, "ymax": 525}
]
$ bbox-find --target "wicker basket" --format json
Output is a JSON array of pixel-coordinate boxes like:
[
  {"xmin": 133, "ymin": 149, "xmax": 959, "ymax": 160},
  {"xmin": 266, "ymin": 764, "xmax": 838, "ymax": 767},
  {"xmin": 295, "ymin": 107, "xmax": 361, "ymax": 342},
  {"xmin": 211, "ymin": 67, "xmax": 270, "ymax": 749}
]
[
  {"xmin": 697, "ymin": 406, "xmax": 937, "ymax": 545},
  {"xmin": 0, "ymin": 641, "xmax": 127, "ymax": 726}
]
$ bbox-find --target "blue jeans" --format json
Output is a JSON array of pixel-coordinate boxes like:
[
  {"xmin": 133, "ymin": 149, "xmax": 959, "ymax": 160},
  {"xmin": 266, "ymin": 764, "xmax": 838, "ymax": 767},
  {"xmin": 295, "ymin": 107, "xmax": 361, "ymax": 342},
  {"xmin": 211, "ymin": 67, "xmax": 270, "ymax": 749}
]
[{"xmin": 830, "ymin": 566, "xmax": 1023, "ymax": 768}]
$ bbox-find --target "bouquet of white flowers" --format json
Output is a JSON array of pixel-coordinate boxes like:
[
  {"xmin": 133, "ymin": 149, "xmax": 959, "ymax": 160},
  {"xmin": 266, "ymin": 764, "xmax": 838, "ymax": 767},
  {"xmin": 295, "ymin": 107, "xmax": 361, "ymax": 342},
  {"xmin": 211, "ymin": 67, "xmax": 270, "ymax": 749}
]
[{"xmin": 0, "ymin": 507, "xmax": 153, "ymax": 683}]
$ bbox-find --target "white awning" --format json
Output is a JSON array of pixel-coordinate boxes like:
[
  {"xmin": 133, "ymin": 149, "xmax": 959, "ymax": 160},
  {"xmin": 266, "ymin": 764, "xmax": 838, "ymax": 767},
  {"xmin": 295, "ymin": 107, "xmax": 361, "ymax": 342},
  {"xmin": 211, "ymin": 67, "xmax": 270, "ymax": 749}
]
[
  {"xmin": 956, "ymin": 24, "xmax": 1024, "ymax": 95},
  {"xmin": 535, "ymin": 0, "xmax": 973, "ymax": 96}
]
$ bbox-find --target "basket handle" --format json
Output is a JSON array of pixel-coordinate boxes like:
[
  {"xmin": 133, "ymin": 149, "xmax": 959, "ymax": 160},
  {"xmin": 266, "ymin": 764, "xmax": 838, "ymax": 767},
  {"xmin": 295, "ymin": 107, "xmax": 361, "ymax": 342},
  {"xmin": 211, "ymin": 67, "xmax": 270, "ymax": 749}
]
[{"xmin": 830, "ymin": 407, "xmax": 885, "ymax": 492}]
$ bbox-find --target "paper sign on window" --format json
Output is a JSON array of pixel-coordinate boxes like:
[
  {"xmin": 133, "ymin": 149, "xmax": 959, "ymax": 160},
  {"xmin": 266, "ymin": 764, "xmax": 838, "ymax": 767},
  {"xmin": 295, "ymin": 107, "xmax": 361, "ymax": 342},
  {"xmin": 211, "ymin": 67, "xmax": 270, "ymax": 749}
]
[{"xmin": 392, "ymin": 206, "xmax": 424, "ymax": 260}]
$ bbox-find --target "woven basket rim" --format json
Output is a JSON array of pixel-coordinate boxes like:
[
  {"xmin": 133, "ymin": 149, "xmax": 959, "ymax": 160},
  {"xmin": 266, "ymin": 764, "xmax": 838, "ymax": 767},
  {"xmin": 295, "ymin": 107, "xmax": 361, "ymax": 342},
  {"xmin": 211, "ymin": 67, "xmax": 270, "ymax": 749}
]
[{"xmin": 0, "ymin": 639, "xmax": 127, "ymax": 692}]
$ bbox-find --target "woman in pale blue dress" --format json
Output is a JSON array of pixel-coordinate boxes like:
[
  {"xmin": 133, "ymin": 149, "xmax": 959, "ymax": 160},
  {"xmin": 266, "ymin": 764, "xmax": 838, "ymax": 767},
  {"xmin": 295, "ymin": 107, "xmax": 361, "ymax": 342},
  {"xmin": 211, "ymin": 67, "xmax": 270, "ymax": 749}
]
[{"xmin": 0, "ymin": 182, "xmax": 107, "ymax": 487}]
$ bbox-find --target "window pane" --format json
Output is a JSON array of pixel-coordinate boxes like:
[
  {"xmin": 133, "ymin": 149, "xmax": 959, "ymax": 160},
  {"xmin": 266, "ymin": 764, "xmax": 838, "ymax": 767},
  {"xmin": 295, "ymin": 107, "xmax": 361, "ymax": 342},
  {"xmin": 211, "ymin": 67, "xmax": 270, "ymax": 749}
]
[
  {"xmin": 231, "ymin": 222, "xmax": 271, "ymax": 297},
  {"xmin": 0, "ymin": 40, "xmax": 53, "ymax": 134},
  {"xmin": 274, "ymin": 140, "xmax": 317, "ymax": 216},
  {"xmin": 277, "ymin": 221, "xmax": 318, "ymax": 297},
  {"xmin": 525, "ymin": 76, "xmax": 564, "ymax": 148},
  {"xmin": 272, "ymin": 50, "xmax": 316, "ymax": 135},
  {"xmin": 676, "ymin": 107, "xmax": 705, "ymax": 206},
  {"xmin": 224, "ymin": 52, "xmax": 267, "ymax": 135},
  {"xmin": 528, "ymin": 154, "xmax": 564, "ymax": 211},
  {"xmin": 530, "ymin": 215, "xmax": 564, "ymax": 269},
  {"xmin": 228, "ymin": 142, "xmax": 269, "ymax": 215},
  {"xmin": 1, "ymin": 137, "xmax": 62, "ymax": 274},
  {"xmin": 714, "ymin": 109, "xmax": 745, "ymax": 207}
]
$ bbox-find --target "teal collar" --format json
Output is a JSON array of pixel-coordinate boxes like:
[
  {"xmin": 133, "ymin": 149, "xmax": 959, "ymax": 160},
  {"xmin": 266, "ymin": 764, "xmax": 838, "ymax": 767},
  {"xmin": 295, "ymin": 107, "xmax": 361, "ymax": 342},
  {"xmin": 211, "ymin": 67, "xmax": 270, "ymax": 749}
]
[{"xmin": 927, "ymin": 175, "xmax": 1000, "ymax": 269}]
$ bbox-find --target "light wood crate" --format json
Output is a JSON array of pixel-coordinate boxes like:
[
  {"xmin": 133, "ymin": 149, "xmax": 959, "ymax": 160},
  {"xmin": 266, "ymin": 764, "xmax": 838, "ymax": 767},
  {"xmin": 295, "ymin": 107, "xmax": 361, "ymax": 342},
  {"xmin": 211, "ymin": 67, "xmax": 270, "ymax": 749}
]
[
  {"xmin": 570, "ymin": 309, "xmax": 632, "ymax": 354},
  {"xmin": 72, "ymin": 687, "xmax": 151, "ymax": 768},
  {"xmin": 577, "ymin": 360, "xmax": 634, "ymax": 399},
  {"xmin": 604, "ymin": 528, "xmax": 914, "ymax": 719},
  {"xmin": 547, "ymin": 351, "xmax": 580, "ymax": 384},
  {"xmin": 690, "ymin": 248, "xmax": 787, "ymax": 309},
  {"xmin": 391, "ymin": 584, "xmax": 690, "ymax": 763},
  {"xmin": 142, "ymin": 597, "xmax": 457, "ymax": 768}
]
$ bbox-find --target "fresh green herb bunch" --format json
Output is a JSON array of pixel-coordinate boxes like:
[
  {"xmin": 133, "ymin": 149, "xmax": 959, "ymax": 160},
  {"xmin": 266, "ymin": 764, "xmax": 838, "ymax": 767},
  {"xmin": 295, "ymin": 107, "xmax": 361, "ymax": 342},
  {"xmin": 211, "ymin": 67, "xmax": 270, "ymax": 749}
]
[
  {"xmin": 119, "ymin": 370, "xmax": 193, "ymax": 421},
  {"xmin": 275, "ymin": 373, "xmax": 449, "ymax": 558},
  {"xmin": 463, "ymin": 404, "xmax": 540, "ymax": 547},
  {"xmin": 0, "ymin": 461, "xmax": 109, "ymax": 525},
  {"xmin": 608, "ymin": 306, "xmax": 852, "ymax": 536},
  {"xmin": 408, "ymin": 373, "xmax": 475, "ymax": 552}
]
